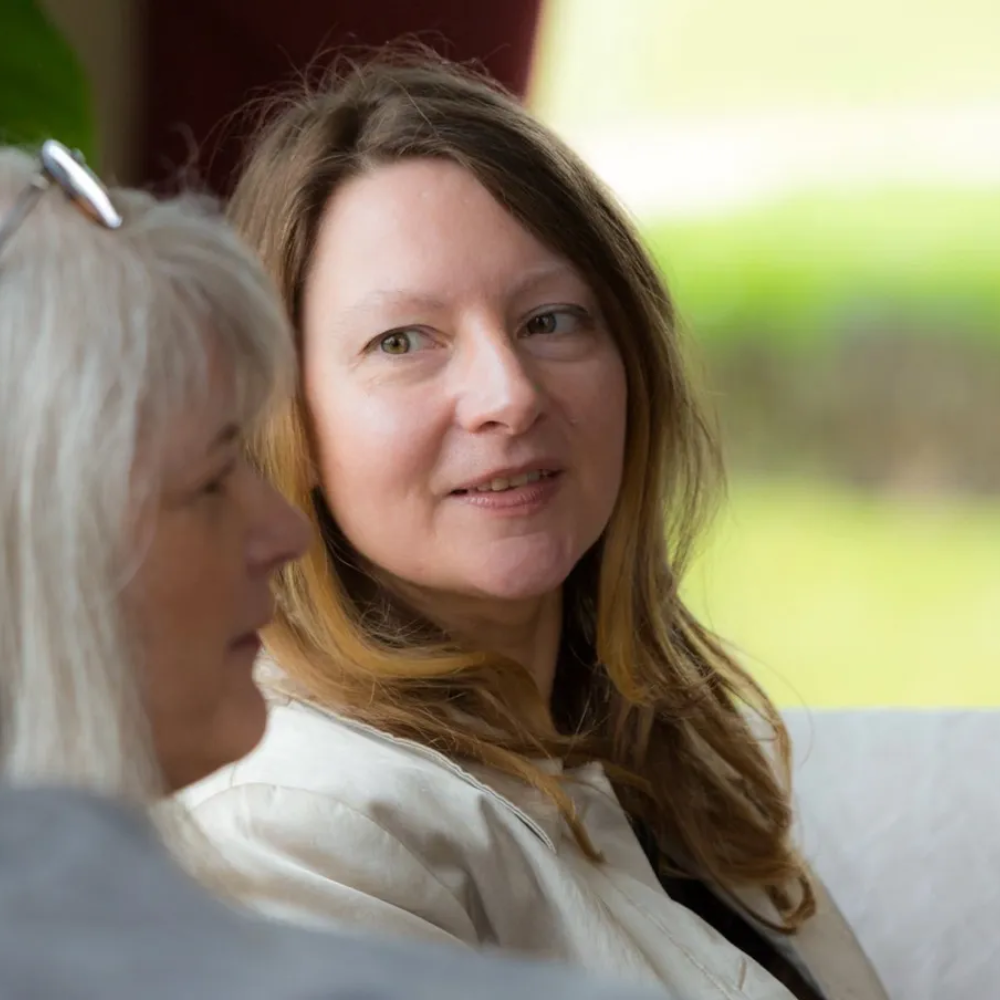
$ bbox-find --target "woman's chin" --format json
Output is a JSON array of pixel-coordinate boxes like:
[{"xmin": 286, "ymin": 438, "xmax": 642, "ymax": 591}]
[
  {"xmin": 460, "ymin": 556, "xmax": 577, "ymax": 602},
  {"xmin": 162, "ymin": 688, "xmax": 268, "ymax": 793}
]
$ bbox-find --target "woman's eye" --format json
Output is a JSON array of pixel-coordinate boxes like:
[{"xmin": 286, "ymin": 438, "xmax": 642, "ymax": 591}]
[
  {"xmin": 199, "ymin": 461, "xmax": 237, "ymax": 499},
  {"xmin": 202, "ymin": 476, "xmax": 227, "ymax": 497},
  {"xmin": 524, "ymin": 309, "xmax": 585, "ymax": 338},
  {"xmin": 376, "ymin": 329, "xmax": 429, "ymax": 355}
]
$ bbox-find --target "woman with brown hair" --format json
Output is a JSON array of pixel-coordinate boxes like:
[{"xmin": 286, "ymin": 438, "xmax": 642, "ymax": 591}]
[{"xmin": 184, "ymin": 54, "xmax": 887, "ymax": 1000}]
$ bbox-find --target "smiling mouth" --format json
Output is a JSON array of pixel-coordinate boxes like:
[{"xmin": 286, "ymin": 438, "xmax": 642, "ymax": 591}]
[{"xmin": 451, "ymin": 470, "xmax": 558, "ymax": 496}]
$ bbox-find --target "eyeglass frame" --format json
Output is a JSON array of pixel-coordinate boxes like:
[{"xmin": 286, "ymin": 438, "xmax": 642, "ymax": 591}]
[{"xmin": 0, "ymin": 139, "xmax": 122, "ymax": 258}]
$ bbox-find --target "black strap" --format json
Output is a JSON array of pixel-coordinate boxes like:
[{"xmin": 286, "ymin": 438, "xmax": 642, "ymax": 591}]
[{"xmin": 632, "ymin": 822, "xmax": 825, "ymax": 1000}]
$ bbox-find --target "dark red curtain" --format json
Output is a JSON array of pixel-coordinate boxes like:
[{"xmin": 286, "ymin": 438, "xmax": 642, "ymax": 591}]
[{"xmin": 141, "ymin": 0, "xmax": 544, "ymax": 195}]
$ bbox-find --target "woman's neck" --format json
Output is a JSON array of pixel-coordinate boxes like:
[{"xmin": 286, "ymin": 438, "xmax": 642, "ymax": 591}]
[{"xmin": 391, "ymin": 581, "xmax": 564, "ymax": 702}]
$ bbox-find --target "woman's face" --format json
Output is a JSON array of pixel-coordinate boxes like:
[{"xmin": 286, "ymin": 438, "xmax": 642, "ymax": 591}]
[
  {"xmin": 301, "ymin": 158, "xmax": 628, "ymax": 611},
  {"xmin": 124, "ymin": 356, "xmax": 311, "ymax": 792}
]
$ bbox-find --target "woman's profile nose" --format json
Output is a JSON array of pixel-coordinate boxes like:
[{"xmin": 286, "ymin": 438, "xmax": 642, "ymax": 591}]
[{"xmin": 250, "ymin": 483, "xmax": 312, "ymax": 574}]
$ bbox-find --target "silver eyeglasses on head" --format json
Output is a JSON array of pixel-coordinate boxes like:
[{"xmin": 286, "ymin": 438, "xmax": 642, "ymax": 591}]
[{"xmin": 0, "ymin": 139, "xmax": 122, "ymax": 257}]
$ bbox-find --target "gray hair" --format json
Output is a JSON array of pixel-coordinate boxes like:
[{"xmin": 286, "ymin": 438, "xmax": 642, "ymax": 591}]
[{"xmin": 0, "ymin": 146, "xmax": 295, "ymax": 801}]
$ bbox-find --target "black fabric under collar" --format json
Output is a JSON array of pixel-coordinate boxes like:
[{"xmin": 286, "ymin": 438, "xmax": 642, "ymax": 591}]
[{"xmin": 631, "ymin": 819, "xmax": 825, "ymax": 1000}]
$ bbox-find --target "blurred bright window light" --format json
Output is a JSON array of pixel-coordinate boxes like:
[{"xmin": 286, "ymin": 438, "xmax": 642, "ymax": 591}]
[{"xmin": 531, "ymin": 0, "xmax": 1000, "ymax": 218}]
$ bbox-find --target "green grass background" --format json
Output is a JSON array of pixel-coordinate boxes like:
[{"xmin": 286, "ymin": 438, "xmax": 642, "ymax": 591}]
[{"xmin": 684, "ymin": 481, "xmax": 1000, "ymax": 707}]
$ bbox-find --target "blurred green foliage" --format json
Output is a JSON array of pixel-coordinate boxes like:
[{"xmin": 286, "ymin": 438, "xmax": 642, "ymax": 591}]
[
  {"xmin": 644, "ymin": 188, "xmax": 1000, "ymax": 353},
  {"xmin": 0, "ymin": 0, "xmax": 95, "ymax": 160}
]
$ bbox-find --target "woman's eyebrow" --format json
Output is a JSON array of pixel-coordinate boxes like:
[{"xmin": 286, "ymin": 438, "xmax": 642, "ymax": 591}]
[
  {"xmin": 506, "ymin": 261, "xmax": 580, "ymax": 299},
  {"xmin": 339, "ymin": 288, "xmax": 448, "ymax": 320},
  {"xmin": 204, "ymin": 422, "xmax": 240, "ymax": 457},
  {"xmin": 329, "ymin": 262, "xmax": 581, "ymax": 328}
]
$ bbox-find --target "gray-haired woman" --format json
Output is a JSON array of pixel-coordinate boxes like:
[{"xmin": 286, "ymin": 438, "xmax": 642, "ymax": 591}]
[{"xmin": 0, "ymin": 140, "xmax": 310, "ymax": 799}]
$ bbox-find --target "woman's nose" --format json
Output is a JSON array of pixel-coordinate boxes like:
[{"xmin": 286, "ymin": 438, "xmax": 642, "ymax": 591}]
[
  {"xmin": 247, "ymin": 478, "xmax": 312, "ymax": 576},
  {"xmin": 453, "ymin": 331, "xmax": 544, "ymax": 436}
]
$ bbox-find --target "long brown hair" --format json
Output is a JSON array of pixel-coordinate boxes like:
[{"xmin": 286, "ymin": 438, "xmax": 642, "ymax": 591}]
[{"xmin": 229, "ymin": 49, "xmax": 814, "ymax": 931}]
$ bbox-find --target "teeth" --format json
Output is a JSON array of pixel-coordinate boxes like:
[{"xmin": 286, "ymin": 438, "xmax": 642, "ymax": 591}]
[{"xmin": 474, "ymin": 470, "xmax": 548, "ymax": 492}]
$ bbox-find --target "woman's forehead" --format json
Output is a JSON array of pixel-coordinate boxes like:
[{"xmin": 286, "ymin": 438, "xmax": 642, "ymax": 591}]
[
  {"xmin": 152, "ymin": 351, "xmax": 240, "ymax": 472},
  {"xmin": 306, "ymin": 160, "xmax": 579, "ymax": 306}
]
